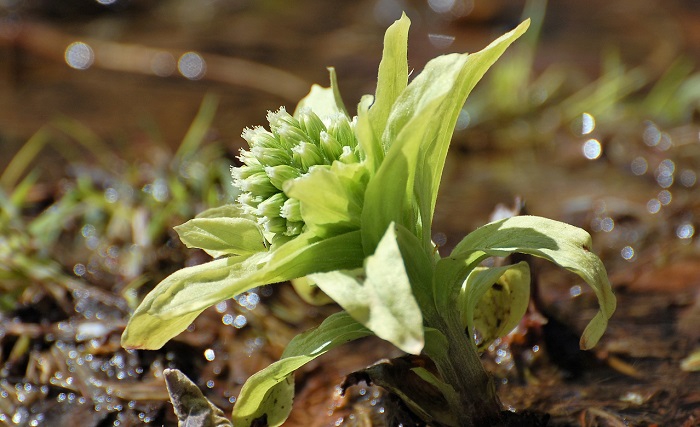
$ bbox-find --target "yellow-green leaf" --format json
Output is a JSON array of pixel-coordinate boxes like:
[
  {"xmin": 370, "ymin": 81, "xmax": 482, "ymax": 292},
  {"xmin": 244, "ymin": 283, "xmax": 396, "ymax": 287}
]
[
  {"xmin": 444, "ymin": 215, "xmax": 616, "ymax": 349},
  {"xmin": 232, "ymin": 311, "xmax": 371, "ymax": 426},
  {"xmin": 459, "ymin": 262, "xmax": 530, "ymax": 350},
  {"xmin": 310, "ymin": 223, "xmax": 424, "ymax": 354}
]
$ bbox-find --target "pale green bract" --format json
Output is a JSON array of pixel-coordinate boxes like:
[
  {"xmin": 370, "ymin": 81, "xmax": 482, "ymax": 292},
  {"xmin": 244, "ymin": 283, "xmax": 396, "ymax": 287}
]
[{"xmin": 122, "ymin": 13, "xmax": 616, "ymax": 426}]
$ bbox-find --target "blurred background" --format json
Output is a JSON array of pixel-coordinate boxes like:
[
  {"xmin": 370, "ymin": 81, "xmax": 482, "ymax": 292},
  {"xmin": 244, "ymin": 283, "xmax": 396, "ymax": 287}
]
[{"xmin": 1, "ymin": 0, "xmax": 700, "ymax": 426}]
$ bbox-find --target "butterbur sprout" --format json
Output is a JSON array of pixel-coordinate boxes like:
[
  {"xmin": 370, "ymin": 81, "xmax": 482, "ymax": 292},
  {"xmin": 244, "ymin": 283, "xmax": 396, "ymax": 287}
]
[
  {"xmin": 122, "ymin": 14, "xmax": 616, "ymax": 427},
  {"xmin": 233, "ymin": 107, "xmax": 361, "ymax": 238}
]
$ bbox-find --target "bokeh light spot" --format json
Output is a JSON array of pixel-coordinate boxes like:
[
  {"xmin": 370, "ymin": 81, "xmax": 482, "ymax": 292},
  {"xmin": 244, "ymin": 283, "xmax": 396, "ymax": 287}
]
[
  {"xmin": 582, "ymin": 139, "xmax": 602, "ymax": 159},
  {"xmin": 428, "ymin": 0, "xmax": 456, "ymax": 13},
  {"xmin": 676, "ymin": 223, "xmax": 695, "ymax": 239},
  {"xmin": 621, "ymin": 246, "xmax": 635, "ymax": 261},
  {"xmin": 178, "ymin": 52, "xmax": 206, "ymax": 80},
  {"xmin": 643, "ymin": 121, "xmax": 661, "ymax": 147},
  {"xmin": 65, "ymin": 42, "xmax": 94, "ymax": 70},
  {"xmin": 646, "ymin": 199, "xmax": 661, "ymax": 214},
  {"xmin": 428, "ymin": 33, "xmax": 455, "ymax": 49},
  {"xmin": 581, "ymin": 112, "xmax": 596, "ymax": 135},
  {"xmin": 630, "ymin": 157, "xmax": 648, "ymax": 175},
  {"xmin": 680, "ymin": 169, "xmax": 696, "ymax": 187},
  {"xmin": 151, "ymin": 52, "xmax": 176, "ymax": 77},
  {"xmin": 455, "ymin": 109, "xmax": 470, "ymax": 130}
]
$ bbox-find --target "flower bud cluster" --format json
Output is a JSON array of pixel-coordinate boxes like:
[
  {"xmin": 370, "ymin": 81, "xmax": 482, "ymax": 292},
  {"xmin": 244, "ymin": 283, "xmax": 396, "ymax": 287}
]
[{"xmin": 232, "ymin": 107, "xmax": 360, "ymax": 237}]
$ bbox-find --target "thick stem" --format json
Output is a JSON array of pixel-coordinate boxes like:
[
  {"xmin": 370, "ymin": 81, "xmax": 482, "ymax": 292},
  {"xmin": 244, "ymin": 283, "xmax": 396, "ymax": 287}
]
[{"xmin": 428, "ymin": 313, "xmax": 501, "ymax": 427}]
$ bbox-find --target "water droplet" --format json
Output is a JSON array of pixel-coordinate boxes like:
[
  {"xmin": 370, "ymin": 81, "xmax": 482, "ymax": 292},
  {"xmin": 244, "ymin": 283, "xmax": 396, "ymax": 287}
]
[
  {"xmin": 581, "ymin": 112, "xmax": 596, "ymax": 135},
  {"xmin": 73, "ymin": 263, "xmax": 86, "ymax": 277},
  {"xmin": 569, "ymin": 285, "xmax": 582, "ymax": 297},
  {"xmin": 647, "ymin": 199, "xmax": 661, "ymax": 214},
  {"xmin": 247, "ymin": 293, "xmax": 260, "ymax": 306},
  {"xmin": 582, "ymin": 139, "xmax": 602, "ymax": 159},
  {"xmin": 178, "ymin": 52, "xmax": 206, "ymax": 80},
  {"xmin": 658, "ymin": 159, "xmax": 676, "ymax": 174},
  {"xmin": 656, "ymin": 159, "xmax": 675, "ymax": 188},
  {"xmin": 104, "ymin": 187, "xmax": 119, "ymax": 203},
  {"xmin": 621, "ymin": 246, "xmax": 635, "ymax": 261},
  {"xmin": 151, "ymin": 179, "xmax": 169, "ymax": 202},
  {"xmin": 658, "ymin": 132, "xmax": 673, "ymax": 151},
  {"xmin": 65, "ymin": 42, "xmax": 94, "ymax": 70},
  {"xmin": 433, "ymin": 232, "xmax": 447, "ymax": 247},
  {"xmin": 12, "ymin": 408, "xmax": 29, "ymax": 425},
  {"xmin": 204, "ymin": 349, "xmax": 215, "ymax": 361},
  {"xmin": 233, "ymin": 315, "xmax": 247, "ymax": 329},
  {"xmin": 206, "ymin": 380, "xmax": 215, "ymax": 388},
  {"xmin": 630, "ymin": 157, "xmax": 648, "ymax": 175},
  {"xmin": 215, "ymin": 301, "xmax": 228, "ymax": 313},
  {"xmin": 455, "ymin": 109, "xmax": 470, "ymax": 131},
  {"xmin": 428, "ymin": 0, "xmax": 456, "ymax": 14},
  {"xmin": 643, "ymin": 121, "xmax": 661, "ymax": 147},
  {"xmin": 222, "ymin": 314, "xmax": 234, "ymax": 325},
  {"xmin": 658, "ymin": 190, "xmax": 672, "ymax": 205},
  {"xmin": 680, "ymin": 170, "xmax": 697, "ymax": 187},
  {"xmin": 150, "ymin": 51, "xmax": 176, "ymax": 77},
  {"xmin": 81, "ymin": 224, "xmax": 96, "ymax": 238},
  {"xmin": 428, "ymin": 33, "xmax": 455, "ymax": 49},
  {"xmin": 676, "ymin": 223, "xmax": 695, "ymax": 239}
]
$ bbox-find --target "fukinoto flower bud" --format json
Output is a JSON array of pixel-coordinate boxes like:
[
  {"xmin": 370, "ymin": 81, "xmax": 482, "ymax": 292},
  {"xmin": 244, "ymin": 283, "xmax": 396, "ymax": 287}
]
[
  {"xmin": 265, "ymin": 165, "xmax": 301, "ymax": 190},
  {"xmin": 239, "ymin": 172, "xmax": 277, "ymax": 198},
  {"xmin": 339, "ymin": 146, "xmax": 360, "ymax": 164},
  {"xmin": 237, "ymin": 192, "xmax": 263, "ymax": 215},
  {"xmin": 291, "ymin": 141, "xmax": 325, "ymax": 172},
  {"xmin": 232, "ymin": 106, "xmax": 360, "ymax": 238},
  {"xmin": 281, "ymin": 197, "xmax": 302, "ymax": 222},
  {"xmin": 297, "ymin": 108, "xmax": 326, "ymax": 144},
  {"xmin": 277, "ymin": 123, "xmax": 311, "ymax": 148},
  {"xmin": 260, "ymin": 216, "xmax": 287, "ymax": 234},
  {"xmin": 327, "ymin": 114, "xmax": 356, "ymax": 148},
  {"xmin": 267, "ymin": 108, "xmax": 298, "ymax": 131},
  {"xmin": 319, "ymin": 131, "xmax": 343, "ymax": 160},
  {"xmin": 251, "ymin": 146, "xmax": 291, "ymax": 166},
  {"xmin": 242, "ymin": 127, "xmax": 278, "ymax": 149},
  {"xmin": 256, "ymin": 193, "xmax": 287, "ymax": 218}
]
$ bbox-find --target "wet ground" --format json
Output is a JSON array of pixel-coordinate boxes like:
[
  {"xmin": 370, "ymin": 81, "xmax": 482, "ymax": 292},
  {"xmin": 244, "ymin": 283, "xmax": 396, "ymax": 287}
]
[{"xmin": 1, "ymin": 0, "xmax": 700, "ymax": 426}]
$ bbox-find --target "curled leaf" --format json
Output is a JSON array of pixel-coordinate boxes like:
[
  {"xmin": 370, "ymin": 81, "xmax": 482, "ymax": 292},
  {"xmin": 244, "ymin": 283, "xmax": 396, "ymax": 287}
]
[
  {"xmin": 443, "ymin": 215, "xmax": 616, "ymax": 349},
  {"xmin": 459, "ymin": 262, "xmax": 530, "ymax": 350}
]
